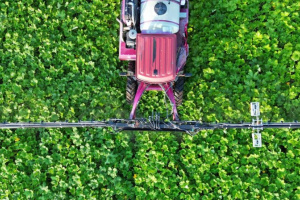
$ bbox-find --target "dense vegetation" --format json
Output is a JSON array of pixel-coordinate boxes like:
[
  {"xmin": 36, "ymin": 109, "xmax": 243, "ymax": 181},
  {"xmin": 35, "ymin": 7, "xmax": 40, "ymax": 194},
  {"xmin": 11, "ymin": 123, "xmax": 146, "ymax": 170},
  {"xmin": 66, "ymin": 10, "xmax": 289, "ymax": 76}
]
[{"xmin": 0, "ymin": 0, "xmax": 299, "ymax": 199}]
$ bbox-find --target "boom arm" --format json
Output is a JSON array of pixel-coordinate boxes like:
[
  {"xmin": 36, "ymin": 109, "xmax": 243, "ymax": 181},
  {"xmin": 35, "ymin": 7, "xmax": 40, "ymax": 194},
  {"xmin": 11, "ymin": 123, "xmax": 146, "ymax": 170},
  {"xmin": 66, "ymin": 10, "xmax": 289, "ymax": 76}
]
[
  {"xmin": 1, "ymin": 119, "xmax": 299, "ymax": 132},
  {"xmin": 1, "ymin": 103, "xmax": 299, "ymax": 147}
]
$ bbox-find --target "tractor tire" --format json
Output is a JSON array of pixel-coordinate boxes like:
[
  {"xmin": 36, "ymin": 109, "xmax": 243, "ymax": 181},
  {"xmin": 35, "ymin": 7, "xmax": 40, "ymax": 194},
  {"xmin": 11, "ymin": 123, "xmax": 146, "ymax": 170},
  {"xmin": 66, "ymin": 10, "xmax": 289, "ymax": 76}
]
[
  {"xmin": 126, "ymin": 62, "xmax": 137, "ymax": 104},
  {"xmin": 174, "ymin": 77, "xmax": 184, "ymax": 106}
]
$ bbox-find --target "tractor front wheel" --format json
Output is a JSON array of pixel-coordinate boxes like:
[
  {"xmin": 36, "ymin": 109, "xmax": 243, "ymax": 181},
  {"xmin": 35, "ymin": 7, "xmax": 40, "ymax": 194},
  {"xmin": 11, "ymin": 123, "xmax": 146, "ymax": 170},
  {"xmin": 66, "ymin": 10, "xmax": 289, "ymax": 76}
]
[
  {"xmin": 126, "ymin": 62, "xmax": 137, "ymax": 104},
  {"xmin": 174, "ymin": 76, "xmax": 184, "ymax": 106}
]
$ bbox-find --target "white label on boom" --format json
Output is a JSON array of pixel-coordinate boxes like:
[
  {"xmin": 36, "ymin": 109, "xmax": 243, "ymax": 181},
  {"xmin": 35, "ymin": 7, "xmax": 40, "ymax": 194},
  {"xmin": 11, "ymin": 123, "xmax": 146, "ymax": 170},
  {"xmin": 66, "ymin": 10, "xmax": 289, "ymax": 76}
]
[
  {"xmin": 251, "ymin": 102, "xmax": 260, "ymax": 117},
  {"xmin": 252, "ymin": 133, "xmax": 262, "ymax": 147}
]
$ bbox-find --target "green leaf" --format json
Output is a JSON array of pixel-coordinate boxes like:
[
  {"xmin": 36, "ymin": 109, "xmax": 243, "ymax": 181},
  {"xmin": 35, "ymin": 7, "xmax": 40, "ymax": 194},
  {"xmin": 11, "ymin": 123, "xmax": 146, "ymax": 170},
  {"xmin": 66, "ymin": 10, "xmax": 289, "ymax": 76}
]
[
  {"xmin": 291, "ymin": 51, "xmax": 300, "ymax": 61},
  {"xmin": 24, "ymin": 189, "xmax": 34, "ymax": 198}
]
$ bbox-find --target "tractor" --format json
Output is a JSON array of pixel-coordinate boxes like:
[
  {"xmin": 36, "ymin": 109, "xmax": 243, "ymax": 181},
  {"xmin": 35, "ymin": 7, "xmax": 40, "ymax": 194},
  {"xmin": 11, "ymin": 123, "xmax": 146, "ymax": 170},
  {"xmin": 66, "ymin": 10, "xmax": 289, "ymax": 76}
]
[{"xmin": 118, "ymin": 0, "xmax": 190, "ymax": 120}]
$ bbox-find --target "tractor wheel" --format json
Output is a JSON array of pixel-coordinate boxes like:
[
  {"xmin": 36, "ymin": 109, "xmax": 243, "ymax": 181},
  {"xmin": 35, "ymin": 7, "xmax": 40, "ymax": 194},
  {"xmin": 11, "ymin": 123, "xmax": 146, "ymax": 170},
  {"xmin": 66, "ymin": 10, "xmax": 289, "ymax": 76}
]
[
  {"xmin": 126, "ymin": 61, "xmax": 137, "ymax": 104},
  {"xmin": 174, "ymin": 76, "xmax": 184, "ymax": 106}
]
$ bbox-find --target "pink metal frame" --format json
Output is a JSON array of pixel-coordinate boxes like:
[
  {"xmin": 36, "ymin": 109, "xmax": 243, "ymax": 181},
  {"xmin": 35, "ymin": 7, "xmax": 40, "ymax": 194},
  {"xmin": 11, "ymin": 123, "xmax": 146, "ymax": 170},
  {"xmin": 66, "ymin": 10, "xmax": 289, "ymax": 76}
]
[
  {"xmin": 120, "ymin": 0, "xmax": 189, "ymax": 120},
  {"xmin": 130, "ymin": 82, "xmax": 179, "ymax": 120},
  {"xmin": 141, "ymin": 0, "xmax": 180, "ymax": 5}
]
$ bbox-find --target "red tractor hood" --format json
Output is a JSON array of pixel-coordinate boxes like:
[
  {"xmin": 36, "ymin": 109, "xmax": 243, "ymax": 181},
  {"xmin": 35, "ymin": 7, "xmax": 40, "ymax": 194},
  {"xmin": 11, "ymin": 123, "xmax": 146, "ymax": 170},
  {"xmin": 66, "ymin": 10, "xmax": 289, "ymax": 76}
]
[{"xmin": 136, "ymin": 34, "xmax": 177, "ymax": 84}]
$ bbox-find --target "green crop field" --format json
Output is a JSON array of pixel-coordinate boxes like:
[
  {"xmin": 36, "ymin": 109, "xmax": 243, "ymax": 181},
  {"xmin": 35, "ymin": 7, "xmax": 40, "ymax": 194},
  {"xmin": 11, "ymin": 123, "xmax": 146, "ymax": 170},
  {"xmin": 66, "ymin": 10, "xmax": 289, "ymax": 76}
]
[{"xmin": 0, "ymin": 0, "xmax": 300, "ymax": 199}]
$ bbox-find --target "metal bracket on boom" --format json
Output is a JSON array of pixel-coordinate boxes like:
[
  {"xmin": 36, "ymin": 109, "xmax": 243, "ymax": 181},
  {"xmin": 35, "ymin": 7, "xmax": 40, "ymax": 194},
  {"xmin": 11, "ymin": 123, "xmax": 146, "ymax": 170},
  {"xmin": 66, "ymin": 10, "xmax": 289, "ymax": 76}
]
[{"xmin": 251, "ymin": 102, "xmax": 262, "ymax": 147}]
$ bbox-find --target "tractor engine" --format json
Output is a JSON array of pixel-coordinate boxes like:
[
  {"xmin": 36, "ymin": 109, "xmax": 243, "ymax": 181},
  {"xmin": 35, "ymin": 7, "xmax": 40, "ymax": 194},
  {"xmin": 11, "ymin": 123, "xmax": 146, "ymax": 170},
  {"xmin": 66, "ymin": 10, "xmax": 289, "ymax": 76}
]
[{"xmin": 122, "ymin": 0, "xmax": 138, "ymax": 49}]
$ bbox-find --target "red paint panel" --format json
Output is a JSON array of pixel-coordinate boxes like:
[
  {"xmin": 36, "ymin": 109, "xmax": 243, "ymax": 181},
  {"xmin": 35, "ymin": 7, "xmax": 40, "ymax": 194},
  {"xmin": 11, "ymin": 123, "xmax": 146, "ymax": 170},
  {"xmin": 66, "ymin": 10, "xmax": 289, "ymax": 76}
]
[
  {"xmin": 136, "ymin": 34, "xmax": 177, "ymax": 84},
  {"xmin": 119, "ymin": 42, "xmax": 136, "ymax": 61}
]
